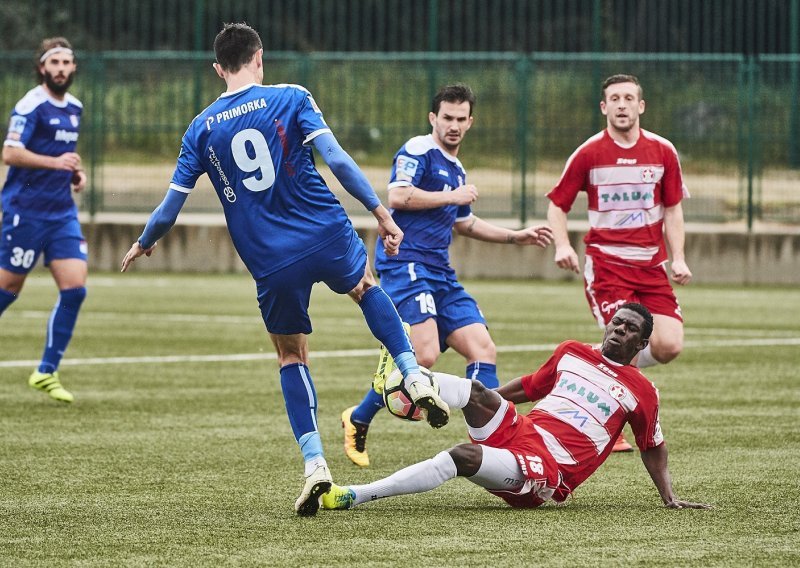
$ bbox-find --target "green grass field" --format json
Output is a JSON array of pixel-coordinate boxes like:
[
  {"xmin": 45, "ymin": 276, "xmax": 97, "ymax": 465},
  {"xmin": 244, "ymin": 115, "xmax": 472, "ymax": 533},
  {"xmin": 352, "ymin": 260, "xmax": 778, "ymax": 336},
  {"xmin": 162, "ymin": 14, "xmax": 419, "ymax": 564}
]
[{"xmin": 1, "ymin": 274, "xmax": 798, "ymax": 567}]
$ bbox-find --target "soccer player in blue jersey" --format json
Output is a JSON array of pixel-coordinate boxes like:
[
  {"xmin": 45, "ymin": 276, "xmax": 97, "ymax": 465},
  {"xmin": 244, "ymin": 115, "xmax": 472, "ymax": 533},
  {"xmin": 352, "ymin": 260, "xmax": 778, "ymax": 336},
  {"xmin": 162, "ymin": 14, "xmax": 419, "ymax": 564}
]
[
  {"xmin": 120, "ymin": 23, "xmax": 446, "ymax": 516},
  {"xmin": 1, "ymin": 37, "xmax": 87, "ymax": 403},
  {"xmin": 341, "ymin": 84, "xmax": 553, "ymax": 467}
]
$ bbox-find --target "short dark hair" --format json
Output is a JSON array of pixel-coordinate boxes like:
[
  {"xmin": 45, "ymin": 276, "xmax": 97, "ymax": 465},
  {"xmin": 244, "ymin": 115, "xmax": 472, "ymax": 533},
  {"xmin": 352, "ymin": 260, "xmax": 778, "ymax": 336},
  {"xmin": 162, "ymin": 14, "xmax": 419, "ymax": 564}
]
[
  {"xmin": 213, "ymin": 23, "xmax": 263, "ymax": 73},
  {"xmin": 618, "ymin": 302, "xmax": 654, "ymax": 340},
  {"xmin": 431, "ymin": 84, "xmax": 476, "ymax": 115},
  {"xmin": 36, "ymin": 37, "xmax": 73, "ymax": 82},
  {"xmin": 601, "ymin": 74, "xmax": 643, "ymax": 101}
]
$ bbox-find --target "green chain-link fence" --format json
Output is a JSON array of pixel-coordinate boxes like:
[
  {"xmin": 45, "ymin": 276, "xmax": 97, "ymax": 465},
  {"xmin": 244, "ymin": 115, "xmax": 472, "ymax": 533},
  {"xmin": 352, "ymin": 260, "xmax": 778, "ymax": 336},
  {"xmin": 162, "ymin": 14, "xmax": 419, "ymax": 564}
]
[{"xmin": 2, "ymin": 51, "xmax": 797, "ymax": 226}]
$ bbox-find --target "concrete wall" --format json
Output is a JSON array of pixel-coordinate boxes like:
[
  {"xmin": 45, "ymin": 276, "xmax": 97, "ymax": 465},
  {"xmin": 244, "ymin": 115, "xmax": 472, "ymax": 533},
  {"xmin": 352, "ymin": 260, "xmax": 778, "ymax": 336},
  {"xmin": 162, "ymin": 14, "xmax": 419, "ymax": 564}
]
[{"xmin": 88, "ymin": 219, "xmax": 800, "ymax": 285}]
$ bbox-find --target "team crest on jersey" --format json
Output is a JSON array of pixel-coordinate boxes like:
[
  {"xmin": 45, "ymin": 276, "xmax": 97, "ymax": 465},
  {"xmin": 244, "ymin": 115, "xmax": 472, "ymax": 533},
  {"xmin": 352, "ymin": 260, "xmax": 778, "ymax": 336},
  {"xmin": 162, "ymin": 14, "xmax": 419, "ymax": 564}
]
[
  {"xmin": 641, "ymin": 167, "xmax": 655, "ymax": 183},
  {"xmin": 395, "ymin": 155, "xmax": 419, "ymax": 182},
  {"xmin": 608, "ymin": 384, "xmax": 629, "ymax": 401},
  {"xmin": 70, "ymin": 115, "xmax": 80, "ymax": 128}
]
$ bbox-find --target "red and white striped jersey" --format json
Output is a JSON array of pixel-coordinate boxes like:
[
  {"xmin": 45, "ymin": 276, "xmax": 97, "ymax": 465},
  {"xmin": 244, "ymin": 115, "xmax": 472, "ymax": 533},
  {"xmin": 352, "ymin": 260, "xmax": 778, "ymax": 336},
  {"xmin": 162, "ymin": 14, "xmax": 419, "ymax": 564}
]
[
  {"xmin": 547, "ymin": 128, "xmax": 688, "ymax": 267},
  {"xmin": 521, "ymin": 340, "xmax": 663, "ymax": 492}
]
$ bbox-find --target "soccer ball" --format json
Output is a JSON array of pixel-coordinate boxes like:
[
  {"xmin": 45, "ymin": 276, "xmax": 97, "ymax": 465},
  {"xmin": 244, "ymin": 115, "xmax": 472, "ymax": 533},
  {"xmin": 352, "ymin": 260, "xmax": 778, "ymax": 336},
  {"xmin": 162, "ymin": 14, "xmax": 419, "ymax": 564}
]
[{"xmin": 382, "ymin": 366, "xmax": 438, "ymax": 421}]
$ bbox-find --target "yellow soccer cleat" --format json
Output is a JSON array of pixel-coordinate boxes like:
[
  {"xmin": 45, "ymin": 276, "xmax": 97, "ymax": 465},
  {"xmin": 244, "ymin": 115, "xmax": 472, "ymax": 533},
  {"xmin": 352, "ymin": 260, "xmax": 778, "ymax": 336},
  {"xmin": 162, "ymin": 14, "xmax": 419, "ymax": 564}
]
[
  {"xmin": 341, "ymin": 406, "xmax": 370, "ymax": 467},
  {"xmin": 372, "ymin": 321, "xmax": 411, "ymax": 395},
  {"xmin": 295, "ymin": 464, "xmax": 332, "ymax": 517},
  {"xmin": 28, "ymin": 371, "xmax": 74, "ymax": 403},
  {"xmin": 320, "ymin": 483, "xmax": 356, "ymax": 511}
]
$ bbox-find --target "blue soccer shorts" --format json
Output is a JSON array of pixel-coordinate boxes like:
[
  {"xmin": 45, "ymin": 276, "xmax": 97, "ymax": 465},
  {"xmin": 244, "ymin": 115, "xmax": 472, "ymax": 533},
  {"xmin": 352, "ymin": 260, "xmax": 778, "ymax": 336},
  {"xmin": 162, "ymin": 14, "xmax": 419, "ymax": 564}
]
[
  {"xmin": 255, "ymin": 227, "xmax": 368, "ymax": 335},
  {"xmin": 377, "ymin": 261, "xmax": 486, "ymax": 352},
  {"xmin": 0, "ymin": 212, "xmax": 88, "ymax": 274}
]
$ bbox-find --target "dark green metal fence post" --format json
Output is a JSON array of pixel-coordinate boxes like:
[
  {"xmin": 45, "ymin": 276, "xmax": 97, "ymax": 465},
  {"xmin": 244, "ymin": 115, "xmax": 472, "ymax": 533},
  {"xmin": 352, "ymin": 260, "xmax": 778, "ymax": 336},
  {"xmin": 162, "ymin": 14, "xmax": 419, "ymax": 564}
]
[
  {"xmin": 87, "ymin": 53, "xmax": 106, "ymax": 218},
  {"xmin": 789, "ymin": 0, "xmax": 799, "ymax": 168},
  {"xmin": 192, "ymin": 0, "xmax": 206, "ymax": 116},
  {"xmin": 591, "ymin": 0, "xmax": 604, "ymax": 133},
  {"xmin": 737, "ymin": 57, "xmax": 746, "ymax": 222},
  {"xmin": 427, "ymin": 0, "xmax": 440, "ymax": 111},
  {"xmin": 745, "ymin": 56, "xmax": 759, "ymax": 230},
  {"xmin": 515, "ymin": 55, "xmax": 531, "ymax": 225}
]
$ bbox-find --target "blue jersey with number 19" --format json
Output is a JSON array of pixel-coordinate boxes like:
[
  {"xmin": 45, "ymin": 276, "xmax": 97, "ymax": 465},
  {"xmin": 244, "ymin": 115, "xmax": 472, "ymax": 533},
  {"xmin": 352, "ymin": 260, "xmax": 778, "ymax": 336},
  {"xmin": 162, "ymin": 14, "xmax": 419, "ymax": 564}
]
[
  {"xmin": 171, "ymin": 83, "xmax": 352, "ymax": 279},
  {"xmin": 374, "ymin": 134, "xmax": 471, "ymax": 272}
]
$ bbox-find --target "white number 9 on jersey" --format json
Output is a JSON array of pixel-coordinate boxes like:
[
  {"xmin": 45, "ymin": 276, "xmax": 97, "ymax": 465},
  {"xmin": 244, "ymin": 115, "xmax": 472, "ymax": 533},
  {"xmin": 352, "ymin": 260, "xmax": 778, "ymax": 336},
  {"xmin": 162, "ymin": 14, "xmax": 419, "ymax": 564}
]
[{"xmin": 231, "ymin": 128, "xmax": 276, "ymax": 192}]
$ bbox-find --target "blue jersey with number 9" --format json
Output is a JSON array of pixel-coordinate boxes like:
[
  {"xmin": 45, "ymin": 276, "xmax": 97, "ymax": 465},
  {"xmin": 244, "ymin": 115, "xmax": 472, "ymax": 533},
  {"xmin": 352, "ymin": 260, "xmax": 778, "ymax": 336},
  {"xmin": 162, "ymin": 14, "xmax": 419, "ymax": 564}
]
[{"xmin": 171, "ymin": 83, "xmax": 352, "ymax": 279}]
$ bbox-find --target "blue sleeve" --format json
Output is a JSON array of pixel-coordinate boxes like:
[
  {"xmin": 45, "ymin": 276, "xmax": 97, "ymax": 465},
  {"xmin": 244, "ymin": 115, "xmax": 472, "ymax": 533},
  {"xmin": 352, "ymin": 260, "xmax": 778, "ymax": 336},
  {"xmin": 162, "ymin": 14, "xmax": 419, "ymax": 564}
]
[
  {"xmin": 312, "ymin": 131, "xmax": 381, "ymax": 211},
  {"xmin": 295, "ymin": 88, "xmax": 331, "ymax": 143},
  {"xmin": 170, "ymin": 126, "xmax": 205, "ymax": 192},
  {"xmin": 138, "ymin": 189, "xmax": 189, "ymax": 249}
]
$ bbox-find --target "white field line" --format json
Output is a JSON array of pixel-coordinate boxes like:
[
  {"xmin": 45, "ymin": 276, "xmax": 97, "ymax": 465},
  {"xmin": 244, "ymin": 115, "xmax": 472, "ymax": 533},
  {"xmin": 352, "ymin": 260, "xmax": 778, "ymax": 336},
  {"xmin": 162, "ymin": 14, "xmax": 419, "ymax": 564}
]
[
  {"xmin": 1, "ymin": 337, "xmax": 799, "ymax": 369},
  {"xmin": 11, "ymin": 310, "xmax": 799, "ymax": 338}
]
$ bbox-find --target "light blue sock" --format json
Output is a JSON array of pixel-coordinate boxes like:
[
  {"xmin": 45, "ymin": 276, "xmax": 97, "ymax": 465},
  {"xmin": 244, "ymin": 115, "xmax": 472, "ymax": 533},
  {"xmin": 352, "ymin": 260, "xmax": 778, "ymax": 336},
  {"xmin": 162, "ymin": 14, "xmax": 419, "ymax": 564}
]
[
  {"xmin": 359, "ymin": 286, "xmax": 419, "ymax": 378},
  {"xmin": 466, "ymin": 361, "xmax": 499, "ymax": 389},
  {"xmin": 394, "ymin": 352, "xmax": 420, "ymax": 378},
  {"xmin": 0, "ymin": 288, "xmax": 16, "ymax": 316},
  {"xmin": 280, "ymin": 363, "xmax": 324, "ymax": 460},
  {"xmin": 298, "ymin": 431, "xmax": 324, "ymax": 462},
  {"xmin": 351, "ymin": 388, "xmax": 385, "ymax": 425},
  {"xmin": 39, "ymin": 287, "xmax": 86, "ymax": 374}
]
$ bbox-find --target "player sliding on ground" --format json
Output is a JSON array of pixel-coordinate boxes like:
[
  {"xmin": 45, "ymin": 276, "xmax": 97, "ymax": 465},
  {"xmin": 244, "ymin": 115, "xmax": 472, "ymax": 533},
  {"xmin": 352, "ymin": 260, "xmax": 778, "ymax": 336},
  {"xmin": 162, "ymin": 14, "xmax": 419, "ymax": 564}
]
[{"xmin": 322, "ymin": 303, "xmax": 712, "ymax": 511}]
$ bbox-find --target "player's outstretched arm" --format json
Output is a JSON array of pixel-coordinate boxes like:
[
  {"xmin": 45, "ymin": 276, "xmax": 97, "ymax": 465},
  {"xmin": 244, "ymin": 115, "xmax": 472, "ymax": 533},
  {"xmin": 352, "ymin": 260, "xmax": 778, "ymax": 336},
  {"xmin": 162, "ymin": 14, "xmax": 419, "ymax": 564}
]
[
  {"xmin": 454, "ymin": 215, "xmax": 553, "ymax": 247},
  {"xmin": 372, "ymin": 204, "xmax": 403, "ymax": 256},
  {"xmin": 389, "ymin": 183, "xmax": 478, "ymax": 210},
  {"xmin": 640, "ymin": 443, "xmax": 712, "ymax": 509},
  {"xmin": 664, "ymin": 203, "xmax": 692, "ymax": 286},
  {"xmin": 2, "ymin": 145, "xmax": 82, "ymax": 171},
  {"xmin": 120, "ymin": 189, "xmax": 188, "ymax": 272},
  {"xmin": 311, "ymin": 132, "xmax": 382, "ymax": 211},
  {"xmin": 546, "ymin": 201, "xmax": 580, "ymax": 273},
  {"xmin": 495, "ymin": 377, "xmax": 531, "ymax": 404}
]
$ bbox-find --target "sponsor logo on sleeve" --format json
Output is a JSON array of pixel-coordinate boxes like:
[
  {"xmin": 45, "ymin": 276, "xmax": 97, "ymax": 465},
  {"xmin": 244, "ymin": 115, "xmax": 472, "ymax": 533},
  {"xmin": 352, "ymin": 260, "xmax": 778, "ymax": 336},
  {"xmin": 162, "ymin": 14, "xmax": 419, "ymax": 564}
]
[
  {"xmin": 8, "ymin": 116, "xmax": 26, "ymax": 137},
  {"xmin": 395, "ymin": 155, "xmax": 419, "ymax": 182}
]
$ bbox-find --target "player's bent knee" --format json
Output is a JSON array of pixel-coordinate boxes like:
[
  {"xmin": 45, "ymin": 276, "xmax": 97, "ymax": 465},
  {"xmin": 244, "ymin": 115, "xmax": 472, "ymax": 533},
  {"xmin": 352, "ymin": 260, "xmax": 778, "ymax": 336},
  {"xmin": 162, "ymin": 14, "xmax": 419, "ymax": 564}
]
[
  {"xmin": 654, "ymin": 342, "xmax": 682, "ymax": 363},
  {"xmin": 468, "ymin": 378, "xmax": 489, "ymax": 400},
  {"xmin": 449, "ymin": 443, "xmax": 482, "ymax": 477},
  {"xmin": 652, "ymin": 336, "xmax": 683, "ymax": 363},
  {"xmin": 416, "ymin": 351, "xmax": 440, "ymax": 369}
]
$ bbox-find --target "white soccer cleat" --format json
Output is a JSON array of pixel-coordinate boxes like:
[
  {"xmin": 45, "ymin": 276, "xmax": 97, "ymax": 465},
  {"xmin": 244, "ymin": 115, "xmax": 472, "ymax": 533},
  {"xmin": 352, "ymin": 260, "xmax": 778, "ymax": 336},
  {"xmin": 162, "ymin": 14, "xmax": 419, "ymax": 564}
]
[
  {"xmin": 294, "ymin": 464, "xmax": 332, "ymax": 517},
  {"xmin": 405, "ymin": 374, "xmax": 450, "ymax": 428}
]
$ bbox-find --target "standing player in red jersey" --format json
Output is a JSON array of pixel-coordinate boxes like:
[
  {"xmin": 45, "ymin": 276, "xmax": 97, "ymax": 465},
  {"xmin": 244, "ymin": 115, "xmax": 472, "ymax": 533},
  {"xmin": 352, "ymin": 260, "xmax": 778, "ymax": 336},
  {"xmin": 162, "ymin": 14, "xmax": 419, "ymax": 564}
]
[
  {"xmin": 321, "ymin": 303, "xmax": 711, "ymax": 512},
  {"xmin": 546, "ymin": 74, "xmax": 691, "ymax": 452}
]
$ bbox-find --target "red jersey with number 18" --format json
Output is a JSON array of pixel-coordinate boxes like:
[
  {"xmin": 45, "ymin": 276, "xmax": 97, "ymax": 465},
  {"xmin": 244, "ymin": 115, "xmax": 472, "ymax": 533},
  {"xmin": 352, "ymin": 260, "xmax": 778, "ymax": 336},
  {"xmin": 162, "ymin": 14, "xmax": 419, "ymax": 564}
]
[
  {"xmin": 521, "ymin": 340, "xmax": 663, "ymax": 492},
  {"xmin": 547, "ymin": 128, "xmax": 688, "ymax": 268}
]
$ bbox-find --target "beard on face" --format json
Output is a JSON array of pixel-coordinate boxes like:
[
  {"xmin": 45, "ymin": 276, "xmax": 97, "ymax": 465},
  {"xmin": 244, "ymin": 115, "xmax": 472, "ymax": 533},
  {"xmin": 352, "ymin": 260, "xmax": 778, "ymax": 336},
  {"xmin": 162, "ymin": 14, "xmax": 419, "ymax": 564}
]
[{"xmin": 43, "ymin": 70, "xmax": 74, "ymax": 95}]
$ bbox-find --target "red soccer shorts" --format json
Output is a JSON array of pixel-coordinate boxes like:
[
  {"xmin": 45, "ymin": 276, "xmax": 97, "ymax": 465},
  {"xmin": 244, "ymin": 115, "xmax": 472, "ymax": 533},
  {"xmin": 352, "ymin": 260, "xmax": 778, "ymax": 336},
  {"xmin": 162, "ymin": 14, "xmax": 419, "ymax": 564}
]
[
  {"xmin": 471, "ymin": 401, "xmax": 567, "ymax": 508},
  {"xmin": 583, "ymin": 254, "xmax": 683, "ymax": 327}
]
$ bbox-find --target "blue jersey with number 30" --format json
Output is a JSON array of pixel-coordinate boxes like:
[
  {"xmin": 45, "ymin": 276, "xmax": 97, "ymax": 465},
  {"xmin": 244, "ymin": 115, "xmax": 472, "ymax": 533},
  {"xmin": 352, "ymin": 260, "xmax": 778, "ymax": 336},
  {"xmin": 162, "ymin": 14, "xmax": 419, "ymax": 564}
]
[
  {"xmin": 2, "ymin": 86, "xmax": 83, "ymax": 220},
  {"xmin": 171, "ymin": 83, "xmax": 352, "ymax": 279}
]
